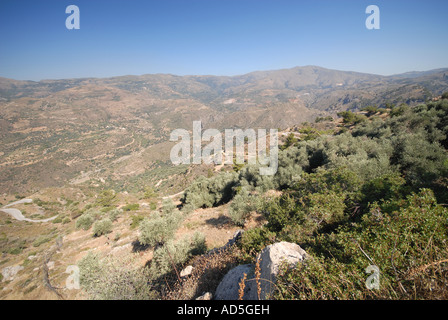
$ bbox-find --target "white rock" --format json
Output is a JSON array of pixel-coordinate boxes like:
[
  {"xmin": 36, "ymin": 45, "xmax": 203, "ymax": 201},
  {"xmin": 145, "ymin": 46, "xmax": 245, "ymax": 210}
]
[
  {"xmin": 251, "ymin": 241, "xmax": 307, "ymax": 300},
  {"xmin": 214, "ymin": 242, "xmax": 308, "ymax": 300},
  {"xmin": 180, "ymin": 265, "xmax": 193, "ymax": 278},
  {"xmin": 214, "ymin": 264, "xmax": 255, "ymax": 300},
  {"xmin": 2, "ymin": 265, "xmax": 24, "ymax": 282},
  {"xmin": 196, "ymin": 292, "xmax": 213, "ymax": 300}
]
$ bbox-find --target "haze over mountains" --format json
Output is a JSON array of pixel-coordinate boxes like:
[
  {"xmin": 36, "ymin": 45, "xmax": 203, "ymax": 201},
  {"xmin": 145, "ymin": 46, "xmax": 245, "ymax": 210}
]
[{"xmin": 1, "ymin": 65, "xmax": 447, "ymax": 194}]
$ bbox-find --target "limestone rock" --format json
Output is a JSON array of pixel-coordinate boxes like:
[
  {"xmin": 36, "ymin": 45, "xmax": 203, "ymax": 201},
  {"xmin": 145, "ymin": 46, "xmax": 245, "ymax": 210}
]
[
  {"xmin": 2, "ymin": 265, "xmax": 24, "ymax": 282},
  {"xmin": 214, "ymin": 264, "xmax": 255, "ymax": 300},
  {"xmin": 180, "ymin": 265, "xmax": 193, "ymax": 278},
  {"xmin": 214, "ymin": 242, "xmax": 307, "ymax": 300},
  {"xmin": 250, "ymin": 241, "xmax": 307, "ymax": 300}
]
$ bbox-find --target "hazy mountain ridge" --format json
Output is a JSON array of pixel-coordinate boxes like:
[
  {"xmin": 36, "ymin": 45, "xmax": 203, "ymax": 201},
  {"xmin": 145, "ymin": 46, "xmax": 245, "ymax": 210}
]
[{"xmin": 0, "ymin": 66, "xmax": 447, "ymax": 193}]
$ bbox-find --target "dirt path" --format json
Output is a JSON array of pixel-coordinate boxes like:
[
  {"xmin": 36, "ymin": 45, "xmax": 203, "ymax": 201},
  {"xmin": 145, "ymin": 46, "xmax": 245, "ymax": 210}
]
[
  {"xmin": 162, "ymin": 190, "xmax": 185, "ymax": 200},
  {"xmin": 0, "ymin": 199, "xmax": 57, "ymax": 223}
]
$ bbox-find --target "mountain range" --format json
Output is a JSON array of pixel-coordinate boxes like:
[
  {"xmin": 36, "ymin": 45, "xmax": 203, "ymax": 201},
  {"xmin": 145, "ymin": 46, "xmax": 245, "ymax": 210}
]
[{"xmin": 1, "ymin": 65, "xmax": 447, "ymax": 194}]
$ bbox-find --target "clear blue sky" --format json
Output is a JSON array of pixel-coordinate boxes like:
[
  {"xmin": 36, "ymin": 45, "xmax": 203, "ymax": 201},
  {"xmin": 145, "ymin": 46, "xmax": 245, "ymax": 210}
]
[{"xmin": 0, "ymin": 0, "xmax": 447, "ymax": 81}]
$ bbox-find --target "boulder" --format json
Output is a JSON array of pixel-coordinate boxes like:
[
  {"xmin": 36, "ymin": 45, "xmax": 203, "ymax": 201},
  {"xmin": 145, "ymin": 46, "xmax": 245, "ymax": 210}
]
[
  {"xmin": 214, "ymin": 264, "xmax": 255, "ymax": 300},
  {"xmin": 2, "ymin": 265, "xmax": 24, "ymax": 282},
  {"xmin": 251, "ymin": 241, "xmax": 307, "ymax": 300},
  {"xmin": 214, "ymin": 242, "xmax": 307, "ymax": 300}
]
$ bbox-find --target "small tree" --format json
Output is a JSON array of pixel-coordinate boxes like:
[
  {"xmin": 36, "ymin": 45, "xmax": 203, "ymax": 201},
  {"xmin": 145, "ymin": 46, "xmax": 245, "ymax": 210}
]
[
  {"xmin": 337, "ymin": 110, "xmax": 367, "ymax": 125},
  {"xmin": 78, "ymin": 252, "xmax": 158, "ymax": 300},
  {"xmin": 76, "ymin": 214, "xmax": 95, "ymax": 230},
  {"xmin": 138, "ymin": 210, "xmax": 182, "ymax": 247},
  {"xmin": 280, "ymin": 133, "xmax": 298, "ymax": 150},
  {"xmin": 92, "ymin": 218, "xmax": 113, "ymax": 237},
  {"xmin": 442, "ymin": 92, "xmax": 448, "ymax": 100}
]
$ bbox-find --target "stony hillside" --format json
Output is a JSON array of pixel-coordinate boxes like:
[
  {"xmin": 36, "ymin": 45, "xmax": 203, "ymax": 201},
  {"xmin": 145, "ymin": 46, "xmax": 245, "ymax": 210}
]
[{"xmin": 1, "ymin": 66, "xmax": 447, "ymax": 194}]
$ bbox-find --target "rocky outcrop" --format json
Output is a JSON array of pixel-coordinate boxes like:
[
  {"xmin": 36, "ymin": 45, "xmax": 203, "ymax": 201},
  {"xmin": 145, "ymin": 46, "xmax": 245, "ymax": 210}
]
[
  {"xmin": 1, "ymin": 265, "xmax": 24, "ymax": 282},
  {"xmin": 214, "ymin": 241, "xmax": 307, "ymax": 300},
  {"xmin": 214, "ymin": 264, "xmax": 255, "ymax": 300}
]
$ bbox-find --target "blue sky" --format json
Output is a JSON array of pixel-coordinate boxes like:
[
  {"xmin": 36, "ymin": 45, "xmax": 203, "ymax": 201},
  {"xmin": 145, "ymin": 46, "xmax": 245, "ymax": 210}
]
[{"xmin": 0, "ymin": 0, "xmax": 447, "ymax": 80}]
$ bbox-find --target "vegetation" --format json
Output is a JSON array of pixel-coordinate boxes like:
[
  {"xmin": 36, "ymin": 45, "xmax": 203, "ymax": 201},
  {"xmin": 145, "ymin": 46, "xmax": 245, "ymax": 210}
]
[
  {"xmin": 78, "ymin": 252, "xmax": 158, "ymax": 300},
  {"xmin": 122, "ymin": 203, "xmax": 140, "ymax": 212},
  {"xmin": 180, "ymin": 98, "xmax": 448, "ymax": 299},
  {"xmin": 337, "ymin": 110, "xmax": 368, "ymax": 125},
  {"xmin": 138, "ymin": 209, "xmax": 182, "ymax": 247},
  {"xmin": 75, "ymin": 213, "xmax": 95, "ymax": 231},
  {"xmin": 92, "ymin": 218, "xmax": 113, "ymax": 237},
  {"xmin": 149, "ymin": 232, "xmax": 207, "ymax": 278}
]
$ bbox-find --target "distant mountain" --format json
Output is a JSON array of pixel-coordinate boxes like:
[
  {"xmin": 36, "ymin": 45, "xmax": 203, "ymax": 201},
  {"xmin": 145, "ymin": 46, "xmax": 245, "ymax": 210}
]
[{"xmin": 0, "ymin": 66, "xmax": 447, "ymax": 193}]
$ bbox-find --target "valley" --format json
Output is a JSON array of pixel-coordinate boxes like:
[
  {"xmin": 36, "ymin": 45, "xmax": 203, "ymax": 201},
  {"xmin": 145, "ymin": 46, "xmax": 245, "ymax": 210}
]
[{"xmin": 1, "ymin": 65, "xmax": 448, "ymax": 300}]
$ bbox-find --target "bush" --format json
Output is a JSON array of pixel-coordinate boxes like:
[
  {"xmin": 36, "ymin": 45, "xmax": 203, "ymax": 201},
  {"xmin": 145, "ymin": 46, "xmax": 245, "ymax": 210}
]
[
  {"xmin": 96, "ymin": 190, "xmax": 117, "ymax": 207},
  {"xmin": 337, "ymin": 110, "xmax": 367, "ymax": 125},
  {"xmin": 228, "ymin": 189, "xmax": 262, "ymax": 226},
  {"xmin": 33, "ymin": 235, "xmax": 52, "ymax": 247},
  {"xmin": 122, "ymin": 203, "xmax": 139, "ymax": 212},
  {"xmin": 280, "ymin": 133, "xmax": 298, "ymax": 150},
  {"xmin": 130, "ymin": 214, "xmax": 145, "ymax": 229},
  {"xmin": 75, "ymin": 214, "xmax": 95, "ymax": 231},
  {"xmin": 92, "ymin": 218, "xmax": 113, "ymax": 237},
  {"xmin": 181, "ymin": 172, "xmax": 238, "ymax": 209},
  {"xmin": 78, "ymin": 252, "xmax": 158, "ymax": 300},
  {"xmin": 108, "ymin": 208, "xmax": 122, "ymax": 222},
  {"xmin": 149, "ymin": 232, "xmax": 207, "ymax": 278},
  {"xmin": 275, "ymin": 189, "xmax": 448, "ymax": 300},
  {"xmin": 360, "ymin": 173, "xmax": 408, "ymax": 207},
  {"xmin": 262, "ymin": 194, "xmax": 302, "ymax": 232},
  {"xmin": 239, "ymin": 227, "xmax": 276, "ymax": 256},
  {"xmin": 138, "ymin": 210, "xmax": 183, "ymax": 247}
]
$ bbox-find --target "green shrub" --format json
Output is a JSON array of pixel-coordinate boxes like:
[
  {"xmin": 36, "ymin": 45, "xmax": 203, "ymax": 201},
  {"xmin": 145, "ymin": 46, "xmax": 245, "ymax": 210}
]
[
  {"xmin": 239, "ymin": 227, "xmax": 276, "ymax": 255},
  {"xmin": 108, "ymin": 208, "xmax": 122, "ymax": 222},
  {"xmin": 96, "ymin": 190, "xmax": 117, "ymax": 207},
  {"xmin": 228, "ymin": 190, "xmax": 262, "ymax": 226},
  {"xmin": 262, "ymin": 194, "xmax": 302, "ymax": 232},
  {"xmin": 275, "ymin": 189, "xmax": 448, "ymax": 300},
  {"xmin": 122, "ymin": 203, "xmax": 140, "ymax": 212},
  {"xmin": 181, "ymin": 172, "xmax": 238, "ymax": 209},
  {"xmin": 75, "ymin": 214, "xmax": 95, "ymax": 231},
  {"xmin": 33, "ymin": 235, "xmax": 52, "ymax": 247},
  {"xmin": 360, "ymin": 173, "xmax": 408, "ymax": 206},
  {"xmin": 92, "ymin": 218, "xmax": 113, "ymax": 237},
  {"xmin": 280, "ymin": 133, "xmax": 298, "ymax": 150},
  {"xmin": 149, "ymin": 232, "xmax": 207, "ymax": 278},
  {"xmin": 130, "ymin": 214, "xmax": 145, "ymax": 229},
  {"xmin": 78, "ymin": 252, "xmax": 158, "ymax": 300},
  {"xmin": 52, "ymin": 216, "xmax": 63, "ymax": 224},
  {"xmin": 62, "ymin": 217, "xmax": 71, "ymax": 224},
  {"xmin": 138, "ymin": 210, "xmax": 183, "ymax": 247},
  {"xmin": 337, "ymin": 110, "xmax": 367, "ymax": 125}
]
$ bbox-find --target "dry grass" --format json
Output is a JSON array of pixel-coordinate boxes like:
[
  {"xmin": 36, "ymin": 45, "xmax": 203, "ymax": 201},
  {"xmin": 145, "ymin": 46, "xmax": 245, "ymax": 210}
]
[{"xmin": 163, "ymin": 244, "xmax": 245, "ymax": 300}]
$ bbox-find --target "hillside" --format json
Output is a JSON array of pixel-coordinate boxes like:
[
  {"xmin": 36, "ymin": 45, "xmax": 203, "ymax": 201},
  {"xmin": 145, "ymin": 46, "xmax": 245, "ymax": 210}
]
[
  {"xmin": 0, "ymin": 94, "xmax": 447, "ymax": 300},
  {"xmin": 1, "ymin": 66, "xmax": 448, "ymax": 194},
  {"xmin": 0, "ymin": 66, "xmax": 448, "ymax": 300}
]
